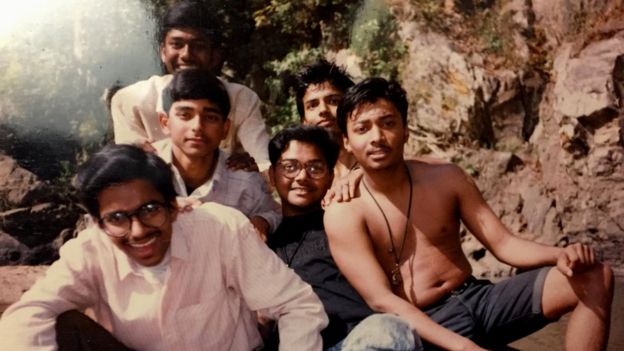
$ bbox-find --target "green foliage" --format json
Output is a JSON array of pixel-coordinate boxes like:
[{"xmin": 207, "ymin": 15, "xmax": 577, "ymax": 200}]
[
  {"xmin": 350, "ymin": 0, "xmax": 406, "ymax": 79},
  {"xmin": 251, "ymin": 0, "xmax": 405, "ymax": 132}
]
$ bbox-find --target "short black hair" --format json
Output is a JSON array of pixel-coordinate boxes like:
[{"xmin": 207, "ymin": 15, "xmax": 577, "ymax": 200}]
[
  {"xmin": 295, "ymin": 59, "xmax": 354, "ymax": 119},
  {"xmin": 336, "ymin": 77, "xmax": 408, "ymax": 134},
  {"xmin": 161, "ymin": 69, "xmax": 230, "ymax": 119},
  {"xmin": 74, "ymin": 144, "xmax": 177, "ymax": 217},
  {"xmin": 269, "ymin": 125, "xmax": 340, "ymax": 171},
  {"xmin": 158, "ymin": 1, "xmax": 223, "ymax": 48}
]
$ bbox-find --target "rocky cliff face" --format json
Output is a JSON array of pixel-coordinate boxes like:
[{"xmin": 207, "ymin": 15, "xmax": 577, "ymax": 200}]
[
  {"xmin": 391, "ymin": 0, "xmax": 624, "ymax": 276},
  {"xmin": 0, "ymin": 154, "xmax": 80, "ymax": 265}
]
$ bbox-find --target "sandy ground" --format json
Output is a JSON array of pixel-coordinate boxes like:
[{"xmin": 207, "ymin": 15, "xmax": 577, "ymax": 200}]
[{"xmin": 0, "ymin": 266, "xmax": 622, "ymax": 350}]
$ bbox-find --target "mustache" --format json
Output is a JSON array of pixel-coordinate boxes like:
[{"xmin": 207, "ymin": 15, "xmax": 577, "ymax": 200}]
[{"xmin": 366, "ymin": 144, "xmax": 391, "ymax": 154}]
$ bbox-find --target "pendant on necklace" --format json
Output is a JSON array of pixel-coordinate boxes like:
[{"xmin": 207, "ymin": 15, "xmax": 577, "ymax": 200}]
[{"xmin": 391, "ymin": 264, "xmax": 402, "ymax": 286}]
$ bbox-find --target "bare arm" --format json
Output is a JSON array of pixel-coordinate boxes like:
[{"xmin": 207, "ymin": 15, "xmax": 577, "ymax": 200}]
[
  {"xmin": 324, "ymin": 202, "xmax": 487, "ymax": 351},
  {"xmin": 452, "ymin": 165, "xmax": 596, "ymax": 274}
]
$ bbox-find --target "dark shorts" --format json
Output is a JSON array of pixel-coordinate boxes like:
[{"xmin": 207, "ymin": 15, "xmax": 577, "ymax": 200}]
[{"xmin": 422, "ymin": 267, "xmax": 552, "ymax": 349}]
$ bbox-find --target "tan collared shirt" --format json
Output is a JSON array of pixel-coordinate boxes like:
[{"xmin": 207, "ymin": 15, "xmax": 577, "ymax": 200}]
[{"xmin": 111, "ymin": 74, "xmax": 271, "ymax": 171}]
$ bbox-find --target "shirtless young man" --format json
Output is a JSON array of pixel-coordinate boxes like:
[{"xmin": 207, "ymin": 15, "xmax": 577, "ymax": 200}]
[{"xmin": 324, "ymin": 77, "xmax": 614, "ymax": 350}]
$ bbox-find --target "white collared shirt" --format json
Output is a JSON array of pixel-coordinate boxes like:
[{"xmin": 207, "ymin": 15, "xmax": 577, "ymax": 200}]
[
  {"xmin": 111, "ymin": 74, "xmax": 271, "ymax": 171},
  {"xmin": 153, "ymin": 139, "xmax": 281, "ymax": 232},
  {"xmin": 0, "ymin": 203, "xmax": 327, "ymax": 350}
]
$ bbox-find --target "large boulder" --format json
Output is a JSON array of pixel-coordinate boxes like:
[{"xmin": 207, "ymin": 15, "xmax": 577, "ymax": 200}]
[
  {"xmin": 0, "ymin": 152, "xmax": 81, "ymax": 265},
  {"xmin": 397, "ymin": 26, "xmax": 495, "ymax": 148},
  {"xmin": 0, "ymin": 204, "xmax": 80, "ymax": 248},
  {"xmin": 0, "ymin": 154, "xmax": 51, "ymax": 209},
  {"xmin": 390, "ymin": 0, "xmax": 624, "ymax": 277},
  {"xmin": 532, "ymin": 0, "xmax": 624, "ymax": 48}
]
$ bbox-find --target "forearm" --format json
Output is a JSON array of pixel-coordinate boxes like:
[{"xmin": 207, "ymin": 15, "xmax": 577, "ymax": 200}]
[
  {"xmin": 275, "ymin": 287, "xmax": 327, "ymax": 351},
  {"xmin": 493, "ymin": 235, "xmax": 562, "ymax": 269},
  {"xmin": 370, "ymin": 294, "xmax": 477, "ymax": 351},
  {"xmin": 0, "ymin": 303, "xmax": 58, "ymax": 350}
]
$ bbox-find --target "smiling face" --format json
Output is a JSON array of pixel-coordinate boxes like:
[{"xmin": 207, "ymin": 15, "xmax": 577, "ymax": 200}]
[
  {"xmin": 160, "ymin": 27, "xmax": 221, "ymax": 74},
  {"xmin": 160, "ymin": 99, "xmax": 230, "ymax": 161},
  {"xmin": 270, "ymin": 140, "xmax": 333, "ymax": 217},
  {"xmin": 97, "ymin": 179, "xmax": 177, "ymax": 267},
  {"xmin": 301, "ymin": 82, "xmax": 343, "ymax": 139},
  {"xmin": 344, "ymin": 98, "xmax": 409, "ymax": 171}
]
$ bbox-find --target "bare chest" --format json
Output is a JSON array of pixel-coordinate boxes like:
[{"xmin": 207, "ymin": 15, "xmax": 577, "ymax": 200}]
[{"xmin": 363, "ymin": 188, "xmax": 464, "ymax": 289}]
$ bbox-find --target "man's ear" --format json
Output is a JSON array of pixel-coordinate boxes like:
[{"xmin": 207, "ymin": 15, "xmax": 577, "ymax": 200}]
[
  {"xmin": 343, "ymin": 135, "xmax": 352, "ymax": 153},
  {"xmin": 159, "ymin": 112, "xmax": 170, "ymax": 135},
  {"xmin": 403, "ymin": 122, "xmax": 409, "ymax": 143},
  {"xmin": 168, "ymin": 200, "xmax": 179, "ymax": 222},
  {"xmin": 268, "ymin": 166, "xmax": 276, "ymax": 188},
  {"xmin": 159, "ymin": 43, "xmax": 167, "ymax": 64},
  {"xmin": 220, "ymin": 118, "xmax": 231, "ymax": 140}
]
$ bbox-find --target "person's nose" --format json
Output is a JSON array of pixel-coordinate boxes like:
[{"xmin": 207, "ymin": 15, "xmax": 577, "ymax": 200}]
[
  {"xmin": 370, "ymin": 125, "xmax": 386, "ymax": 144},
  {"xmin": 319, "ymin": 100, "xmax": 331, "ymax": 117},
  {"xmin": 127, "ymin": 216, "xmax": 150, "ymax": 241},
  {"xmin": 179, "ymin": 44, "xmax": 191, "ymax": 61},
  {"xmin": 294, "ymin": 165, "xmax": 310, "ymax": 181},
  {"xmin": 189, "ymin": 115, "xmax": 202, "ymax": 131}
]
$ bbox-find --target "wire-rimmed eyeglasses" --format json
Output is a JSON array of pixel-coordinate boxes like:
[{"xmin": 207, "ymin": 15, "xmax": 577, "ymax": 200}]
[{"xmin": 277, "ymin": 160, "xmax": 328, "ymax": 180}]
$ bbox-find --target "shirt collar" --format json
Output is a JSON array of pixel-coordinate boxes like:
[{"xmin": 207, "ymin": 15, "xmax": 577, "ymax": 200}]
[{"xmin": 154, "ymin": 139, "xmax": 227, "ymax": 197}]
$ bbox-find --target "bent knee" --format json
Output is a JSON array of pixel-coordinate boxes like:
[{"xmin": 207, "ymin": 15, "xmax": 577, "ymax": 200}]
[
  {"xmin": 571, "ymin": 263, "xmax": 614, "ymax": 294},
  {"xmin": 543, "ymin": 263, "xmax": 614, "ymax": 318}
]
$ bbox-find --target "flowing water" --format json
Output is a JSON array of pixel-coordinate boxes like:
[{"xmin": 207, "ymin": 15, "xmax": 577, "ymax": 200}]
[{"xmin": 0, "ymin": 0, "xmax": 161, "ymax": 178}]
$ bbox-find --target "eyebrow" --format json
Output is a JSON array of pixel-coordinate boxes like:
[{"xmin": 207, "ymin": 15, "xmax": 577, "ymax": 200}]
[
  {"xmin": 173, "ymin": 105, "xmax": 221, "ymax": 114},
  {"xmin": 201, "ymin": 106, "xmax": 222, "ymax": 114},
  {"xmin": 280, "ymin": 158, "xmax": 325, "ymax": 163}
]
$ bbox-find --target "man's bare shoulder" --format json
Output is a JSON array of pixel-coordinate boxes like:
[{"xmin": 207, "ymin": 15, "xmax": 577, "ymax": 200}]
[
  {"xmin": 323, "ymin": 197, "xmax": 367, "ymax": 235},
  {"xmin": 408, "ymin": 159, "xmax": 481, "ymax": 203},
  {"xmin": 407, "ymin": 158, "xmax": 465, "ymax": 180}
]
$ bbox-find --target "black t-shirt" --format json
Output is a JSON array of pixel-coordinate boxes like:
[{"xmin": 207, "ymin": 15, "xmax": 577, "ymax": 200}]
[{"xmin": 268, "ymin": 209, "xmax": 374, "ymax": 348}]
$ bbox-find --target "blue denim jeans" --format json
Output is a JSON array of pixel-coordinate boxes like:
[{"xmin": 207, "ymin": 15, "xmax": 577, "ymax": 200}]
[{"xmin": 326, "ymin": 314, "xmax": 422, "ymax": 351}]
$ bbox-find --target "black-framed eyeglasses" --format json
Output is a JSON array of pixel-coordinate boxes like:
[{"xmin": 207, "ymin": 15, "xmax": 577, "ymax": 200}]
[
  {"xmin": 98, "ymin": 202, "xmax": 170, "ymax": 238},
  {"xmin": 277, "ymin": 160, "xmax": 328, "ymax": 180}
]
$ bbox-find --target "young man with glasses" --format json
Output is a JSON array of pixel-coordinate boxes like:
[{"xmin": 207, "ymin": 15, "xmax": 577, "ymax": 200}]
[
  {"xmin": 0, "ymin": 144, "xmax": 327, "ymax": 350},
  {"xmin": 266, "ymin": 125, "xmax": 419, "ymax": 350}
]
